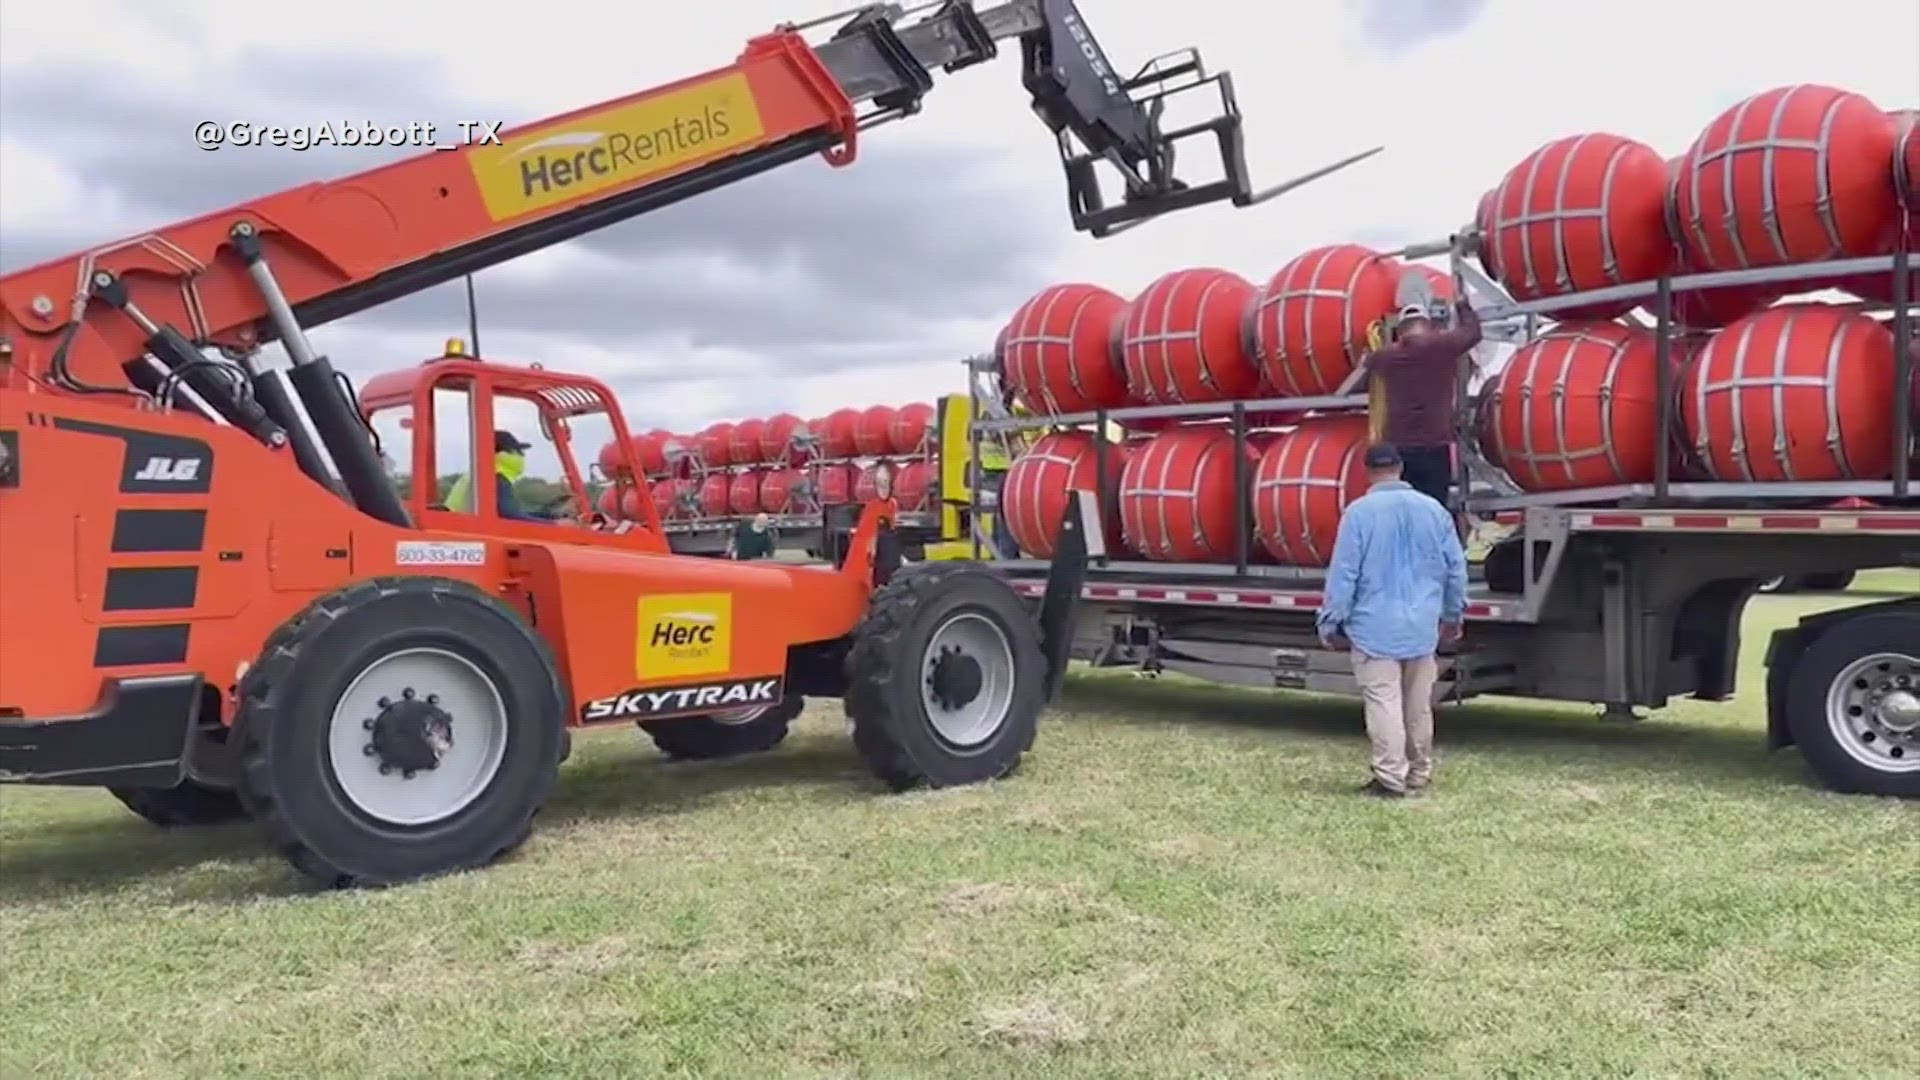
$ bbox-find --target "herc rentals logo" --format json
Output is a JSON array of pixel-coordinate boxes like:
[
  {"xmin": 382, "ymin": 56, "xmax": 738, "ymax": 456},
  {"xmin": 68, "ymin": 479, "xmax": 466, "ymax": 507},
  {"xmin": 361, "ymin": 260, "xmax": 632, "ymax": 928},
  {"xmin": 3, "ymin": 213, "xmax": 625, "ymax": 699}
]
[
  {"xmin": 467, "ymin": 72, "xmax": 766, "ymax": 222},
  {"xmin": 636, "ymin": 592, "xmax": 732, "ymax": 679}
]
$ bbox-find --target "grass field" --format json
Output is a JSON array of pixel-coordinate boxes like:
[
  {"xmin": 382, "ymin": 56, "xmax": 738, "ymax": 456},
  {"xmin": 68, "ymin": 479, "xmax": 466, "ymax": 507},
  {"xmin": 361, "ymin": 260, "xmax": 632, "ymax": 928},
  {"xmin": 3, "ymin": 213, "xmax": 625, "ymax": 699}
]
[{"xmin": 2, "ymin": 571, "xmax": 1915, "ymax": 1079}]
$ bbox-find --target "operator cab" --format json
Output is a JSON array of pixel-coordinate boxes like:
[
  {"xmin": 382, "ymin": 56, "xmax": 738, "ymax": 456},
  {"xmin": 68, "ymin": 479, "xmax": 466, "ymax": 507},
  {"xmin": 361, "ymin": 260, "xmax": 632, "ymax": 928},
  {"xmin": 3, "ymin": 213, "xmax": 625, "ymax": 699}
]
[{"xmin": 357, "ymin": 340, "xmax": 665, "ymax": 546}]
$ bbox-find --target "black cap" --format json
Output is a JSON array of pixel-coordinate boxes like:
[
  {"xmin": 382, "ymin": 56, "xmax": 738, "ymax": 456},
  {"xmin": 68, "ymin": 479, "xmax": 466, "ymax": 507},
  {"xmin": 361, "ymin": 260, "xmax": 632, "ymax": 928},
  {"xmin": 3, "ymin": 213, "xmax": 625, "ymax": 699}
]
[
  {"xmin": 1364, "ymin": 442, "xmax": 1402, "ymax": 470},
  {"xmin": 494, "ymin": 430, "xmax": 532, "ymax": 454}
]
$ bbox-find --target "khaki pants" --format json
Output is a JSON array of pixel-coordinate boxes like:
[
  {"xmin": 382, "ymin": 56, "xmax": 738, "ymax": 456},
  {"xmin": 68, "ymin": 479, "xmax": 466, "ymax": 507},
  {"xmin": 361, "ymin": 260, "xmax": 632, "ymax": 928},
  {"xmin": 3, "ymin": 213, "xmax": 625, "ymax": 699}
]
[{"xmin": 1351, "ymin": 653, "xmax": 1438, "ymax": 792}]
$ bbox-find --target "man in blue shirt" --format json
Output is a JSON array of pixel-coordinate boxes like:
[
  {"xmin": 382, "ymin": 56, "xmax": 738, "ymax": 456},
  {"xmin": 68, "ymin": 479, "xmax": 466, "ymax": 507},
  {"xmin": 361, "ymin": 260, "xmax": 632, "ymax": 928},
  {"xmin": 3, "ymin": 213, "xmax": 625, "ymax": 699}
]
[{"xmin": 1316, "ymin": 443, "xmax": 1469, "ymax": 798}]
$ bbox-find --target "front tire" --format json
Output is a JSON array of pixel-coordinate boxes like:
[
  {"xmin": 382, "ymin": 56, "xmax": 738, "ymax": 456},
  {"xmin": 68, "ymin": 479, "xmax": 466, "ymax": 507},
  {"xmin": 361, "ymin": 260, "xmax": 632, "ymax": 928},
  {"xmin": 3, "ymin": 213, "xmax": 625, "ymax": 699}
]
[
  {"xmin": 845, "ymin": 562, "xmax": 1045, "ymax": 791},
  {"xmin": 1784, "ymin": 608, "xmax": 1919, "ymax": 798},
  {"xmin": 233, "ymin": 577, "xmax": 569, "ymax": 887},
  {"xmin": 640, "ymin": 695, "xmax": 804, "ymax": 760},
  {"xmin": 109, "ymin": 779, "xmax": 246, "ymax": 828}
]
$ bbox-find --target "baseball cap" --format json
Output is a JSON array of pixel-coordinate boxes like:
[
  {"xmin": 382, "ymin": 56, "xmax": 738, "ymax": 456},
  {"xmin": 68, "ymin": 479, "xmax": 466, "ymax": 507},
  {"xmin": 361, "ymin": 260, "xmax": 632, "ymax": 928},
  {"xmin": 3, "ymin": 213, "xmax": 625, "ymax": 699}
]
[
  {"xmin": 494, "ymin": 430, "xmax": 533, "ymax": 454},
  {"xmin": 1396, "ymin": 304, "xmax": 1429, "ymax": 322},
  {"xmin": 1364, "ymin": 442, "xmax": 1403, "ymax": 470}
]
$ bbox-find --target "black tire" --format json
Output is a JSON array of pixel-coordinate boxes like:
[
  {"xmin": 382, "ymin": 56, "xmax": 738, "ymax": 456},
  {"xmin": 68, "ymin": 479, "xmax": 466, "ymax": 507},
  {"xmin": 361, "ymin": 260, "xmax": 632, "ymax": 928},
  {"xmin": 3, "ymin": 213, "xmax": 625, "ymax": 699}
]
[
  {"xmin": 1782, "ymin": 608, "xmax": 1920, "ymax": 798},
  {"xmin": 108, "ymin": 779, "xmax": 246, "ymax": 828},
  {"xmin": 232, "ymin": 577, "xmax": 571, "ymax": 888},
  {"xmin": 844, "ymin": 561, "xmax": 1045, "ymax": 791},
  {"xmin": 640, "ymin": 695, "xmax": 804, "ymax": 760},
  {"xmin": 1800, "ymin": 570, "xmax": 1857, "ymax": 592}
]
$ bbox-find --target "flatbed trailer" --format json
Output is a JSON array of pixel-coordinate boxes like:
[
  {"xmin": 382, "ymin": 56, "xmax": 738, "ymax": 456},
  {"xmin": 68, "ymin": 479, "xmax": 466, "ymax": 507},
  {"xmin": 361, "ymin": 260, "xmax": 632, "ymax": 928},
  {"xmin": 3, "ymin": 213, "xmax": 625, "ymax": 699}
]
[{"xmin": 968, "ymin": 249, "xmax": 1920, "ymax": 799}]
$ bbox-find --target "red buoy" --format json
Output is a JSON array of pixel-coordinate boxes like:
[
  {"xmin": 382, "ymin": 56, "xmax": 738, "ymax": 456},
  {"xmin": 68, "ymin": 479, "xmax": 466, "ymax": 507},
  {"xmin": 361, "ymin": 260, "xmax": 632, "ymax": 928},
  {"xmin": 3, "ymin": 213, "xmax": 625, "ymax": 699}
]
[
  {"xmin": 596, "ymin": 485, "xmax": 625, "ymax": 518},
  {"xmin": 1251, "ymin": 415, "xmax": 1372, "ymax": 566},
  {"xmin": 1658, "ymin": 156, "xmax": 1784, "ymax": 328},
  {"xmin": 1840, "ymin": 109, "xmax": 1920, "ymax": 303},
  {"xmin": 1481, "ymin": 322, "xmax": 1664, "ymax": 491},
  {"xmin": 1002, "ymin": 431, "xmax": 1130, "ymax": 557},
  {"xmin": 727, "ymin": 469, "xmax": 763, "ymax": 515},
  {"xmin": 729, "ymin": 419, "xmax": 767, "ymax": 467},
  {"xmin": 1002, "ymin": 283, "xmax": 1133, "ymax": 413},
  {"xmin": 1118, "ymin": 425, "xmax": 1257, "ymax": 562},
  {"xmin": 759, "ymin": 468, "xmax": 810, "ymax": 514},
  {"xmin": 1682, "ymin": 304, "xmax": 1897, "ymax": 481},
  {"xmin": 896, "ymin": 460, "xmax": 933, "ymax": 510},
  {"xmin": 596, "ymin": 439, "xmax": 627, "ymax": 478},
  {"xmin": 855, "ymin": 405, "xmax": 897, "ymax": 457},
  {"xmin": 889, "ymin": 402, "xmax": 937, "ymax": 456},
  {"xmin": 1119, "ymin": 268, "xmax": 1262, "ymax": 406},
  {"xmin": 853, "ymin": 462, "xmax": 886, "ymax": 502},
  {"xmin": 1673, "ymin": 85, "xmax": 1900, "ymax": 272},
  {"xmin": 1249, "ymin": 245, "xmax": 1405, "ymax": 397},
  {"xmin": 653, "ymin": 478, "xmax": 694, "ymax": 521},
  {"xmin": 818, "ymin": 409, "xmax": 861, "ymax": 459},
  {"xmin": 760, "ymin": 414, "xmax": 806, "ymax": 463},
  {"xmin": 814, "ymin": 463, "xmax": 856, "ymax": 504},
  {"xmin": 1479, "ymin": 133, "xmax": 1675, "ymax": 319},
  {"xmin": 697, "ymin": 473, "xmax": 732, "ymax": 517},
  {"xmin": 697, "ymin": 422, "xmax": 734, "ymax": 469}
]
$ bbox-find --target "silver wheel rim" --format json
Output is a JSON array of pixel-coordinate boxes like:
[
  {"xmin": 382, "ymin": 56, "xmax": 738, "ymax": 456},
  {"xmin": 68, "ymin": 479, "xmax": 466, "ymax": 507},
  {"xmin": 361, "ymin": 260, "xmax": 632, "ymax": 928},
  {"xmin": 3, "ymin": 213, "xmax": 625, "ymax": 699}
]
[
  {"xmin": 326, "ymin": 647, "xmax": 511, "ymax": 826},
  {"xmin": 1824, "ymin": 651, "xmax": 1920, "ymax": 774},
  {"xmin": 919, "ymin": 612, "xmax": 1016, "ymax": 747}
]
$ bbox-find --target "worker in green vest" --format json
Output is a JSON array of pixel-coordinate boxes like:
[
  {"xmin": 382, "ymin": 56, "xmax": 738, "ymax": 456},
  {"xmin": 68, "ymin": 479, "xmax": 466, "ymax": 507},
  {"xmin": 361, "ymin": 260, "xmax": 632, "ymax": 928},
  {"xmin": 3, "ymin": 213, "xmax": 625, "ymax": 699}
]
[{"xmin": 727, "ymin": 513, "xmax": 776, "ymax": 560}]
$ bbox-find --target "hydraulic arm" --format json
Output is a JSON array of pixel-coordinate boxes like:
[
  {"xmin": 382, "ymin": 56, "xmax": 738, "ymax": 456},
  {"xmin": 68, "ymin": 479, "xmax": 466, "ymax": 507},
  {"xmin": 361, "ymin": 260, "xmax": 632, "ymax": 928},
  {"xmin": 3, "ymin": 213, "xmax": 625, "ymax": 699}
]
[{"xmin": 0, "ymin": 0, "xmax": 1377, "ymax": 527}]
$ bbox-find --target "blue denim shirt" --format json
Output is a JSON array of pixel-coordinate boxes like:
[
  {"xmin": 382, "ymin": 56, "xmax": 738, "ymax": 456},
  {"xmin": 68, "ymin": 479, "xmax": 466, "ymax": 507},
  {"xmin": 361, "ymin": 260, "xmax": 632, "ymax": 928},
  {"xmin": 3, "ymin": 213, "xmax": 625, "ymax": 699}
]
[{"xmin": 1315, "ymin": 481, "xmax": 1468, "ymax": 660}]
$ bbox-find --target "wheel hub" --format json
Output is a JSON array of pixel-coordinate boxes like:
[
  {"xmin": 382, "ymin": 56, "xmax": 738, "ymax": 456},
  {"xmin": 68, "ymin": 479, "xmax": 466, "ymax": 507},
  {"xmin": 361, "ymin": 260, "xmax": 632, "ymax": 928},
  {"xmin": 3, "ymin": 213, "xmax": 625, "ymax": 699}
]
[
  {"xmin": 1876, "ymin": 688, "xmax": 1920, "ymax": 735},
  {"xmin": 927, "ymin": 646, "xmax": 985, "ymax": 711},
  {"xmin": 364, "ymin": 689, "xmax": 454, "ymax": 778},
  {"xmin": 1828, "ymin": 653, "xmax": 1920, "ymax": 771}
]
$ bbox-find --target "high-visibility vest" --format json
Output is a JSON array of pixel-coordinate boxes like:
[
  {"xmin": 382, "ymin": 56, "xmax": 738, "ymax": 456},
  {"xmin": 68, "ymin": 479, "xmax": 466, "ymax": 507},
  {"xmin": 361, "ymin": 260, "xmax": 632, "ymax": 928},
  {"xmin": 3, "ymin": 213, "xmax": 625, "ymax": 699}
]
[{"xmin": 1365, "ymin": 319, "xmax": 1388, "ymax": 444}]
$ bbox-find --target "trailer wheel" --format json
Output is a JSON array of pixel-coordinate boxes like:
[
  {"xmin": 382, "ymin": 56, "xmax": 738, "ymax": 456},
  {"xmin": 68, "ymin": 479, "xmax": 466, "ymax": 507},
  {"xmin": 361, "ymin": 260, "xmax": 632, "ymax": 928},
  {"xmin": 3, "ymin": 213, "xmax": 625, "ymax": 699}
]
[
  {"xmin": 845, "ymin": 562, "xmax": 1044, "ymax": 791},
  {"xmin": 108, "ymin": 779, "xmax": 246, "ymax": 828},
  {"xmin": 640, "ymin": 695, "xmax": 804, "ymax": 760},
  {"xmin": 1784, "ymin": 608, "xmax": 1920, "ymax": 798},
  {"xmin": 1801, "ymin": 569, "xmax": 1856, "ymax": 592},
  {"xmin": 233, "ymin": 577, "xmax": 569, "ymax": 888}
]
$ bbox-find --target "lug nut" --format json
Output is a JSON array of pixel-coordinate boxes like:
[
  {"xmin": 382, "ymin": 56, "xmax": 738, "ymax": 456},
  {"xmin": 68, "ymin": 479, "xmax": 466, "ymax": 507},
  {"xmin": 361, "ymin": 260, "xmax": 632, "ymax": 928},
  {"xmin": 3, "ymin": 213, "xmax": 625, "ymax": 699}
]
[
  {"xmin": 402, "ymin": 687, "xmax": 416, "ymax": 700},
  {"xmin": 363, "ymin": 718, "xmax": 375, "ymax": 730},
  {"xmin": 378, "ymin": 765, "xmax": 392, "ymax": 775},
  {"xmin": 402, "ymin": 769, "xmax": 416, "ymax": 780},
  {"xmin": 427, "ymin": 694, "xmax": 439, "ymax": 705},
  {"xmin": 377, "ymin": 697, "xmax": 391, "ymax": 709},
  {"xmin": 363, "ymin": 744, "xmax": 375, "ymax": 756}
]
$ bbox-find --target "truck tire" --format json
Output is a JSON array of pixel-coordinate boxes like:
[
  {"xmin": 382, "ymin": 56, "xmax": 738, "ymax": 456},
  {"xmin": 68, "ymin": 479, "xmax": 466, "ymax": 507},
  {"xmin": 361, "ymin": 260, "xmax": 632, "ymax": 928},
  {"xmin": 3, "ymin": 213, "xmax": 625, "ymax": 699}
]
[
  {"xmin": 845, "ymin": 562, "xmax": 1044, "ymax": 791},
  {"xmin": 1783, "ymin": 608, "xmax": 1920, "ymax": 798},
  {"xmin": 1800, "ymin": 569, "xmax": 1857, "ymax": 592},
  {"xmin": 640, "ymin": 695, "xmax": 804, "ymax": 760},
  {"xmin": 109, "ymin": 779, "xmax": 245, "ymax": 828},
  {"xmin": 232, "ymin": 577, "xmax": 570, "ymax": 887}
]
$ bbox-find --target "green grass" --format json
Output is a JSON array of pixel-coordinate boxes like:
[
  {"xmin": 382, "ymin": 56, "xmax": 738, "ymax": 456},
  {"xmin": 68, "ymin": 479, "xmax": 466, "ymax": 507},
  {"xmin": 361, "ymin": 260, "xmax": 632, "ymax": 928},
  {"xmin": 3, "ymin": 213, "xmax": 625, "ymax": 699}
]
[{"xmin": 2, "ymin": 572, "xmax": 1916, "ymax": 1079}]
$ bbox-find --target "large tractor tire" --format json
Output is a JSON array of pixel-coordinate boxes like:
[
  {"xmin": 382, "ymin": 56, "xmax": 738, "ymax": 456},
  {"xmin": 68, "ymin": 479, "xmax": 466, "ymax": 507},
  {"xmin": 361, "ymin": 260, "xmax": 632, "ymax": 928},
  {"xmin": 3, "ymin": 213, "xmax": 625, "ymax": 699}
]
[
  {"xmin": 640, "ymin": 695, "xmax": 805, "ymax": 760},
  {"xmin": 1783, "ymin": 607, "xmax": 1919, "ymax": 798},
  {"xmin": 232, "ymin": 577, "xmax": 570, "ymax": 888},
  {"xmin": 845, "ymin": 562, "xmax": 1045, "ymax": 791},
  {"xmin": 109, "ymin": 779, "xmax": 246, "ymax": 828}
]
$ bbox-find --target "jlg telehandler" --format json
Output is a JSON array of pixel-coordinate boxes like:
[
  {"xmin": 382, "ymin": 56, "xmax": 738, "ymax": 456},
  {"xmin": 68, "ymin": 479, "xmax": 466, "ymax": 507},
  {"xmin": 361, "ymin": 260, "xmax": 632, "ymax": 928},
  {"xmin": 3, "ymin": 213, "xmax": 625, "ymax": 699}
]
[{"xmin": 0, "ymin": 1, "xmax": 1372, "ymax": 886}]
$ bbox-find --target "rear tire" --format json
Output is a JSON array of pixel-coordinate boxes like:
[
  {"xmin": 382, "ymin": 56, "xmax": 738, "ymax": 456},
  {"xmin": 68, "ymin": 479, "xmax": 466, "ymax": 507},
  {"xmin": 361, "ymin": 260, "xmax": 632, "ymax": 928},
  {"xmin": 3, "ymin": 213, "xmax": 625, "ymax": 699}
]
[
  {"xmin": 109, "ymin": 779, "xmax": 246, "ymax": 828},
  {"xmin": 233, "ymin": 577, "xmax": 570, "ymax": 888},
  {"xmin": 640, "ymin": 695, "xmax": 804, "ymax": 760},
  {"xmin": 1800, "ymin": 569, "xmax": 1857, "ymax": 592},
  {"xmin": 1783, "ymin": 608, "xmax": 1920, "ymax": 798},
  {"xmin": 845, "ymin": 562, "xmax": 1044, "ymax": 791}
]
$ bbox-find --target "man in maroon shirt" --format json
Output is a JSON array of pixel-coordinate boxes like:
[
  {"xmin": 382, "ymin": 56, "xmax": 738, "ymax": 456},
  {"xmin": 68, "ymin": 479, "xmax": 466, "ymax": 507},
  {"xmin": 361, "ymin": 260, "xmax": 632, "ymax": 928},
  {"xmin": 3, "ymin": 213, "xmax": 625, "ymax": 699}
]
[{"xmin": 1366, "ymin": 298, "xmax": 1483, "ymax": 512}]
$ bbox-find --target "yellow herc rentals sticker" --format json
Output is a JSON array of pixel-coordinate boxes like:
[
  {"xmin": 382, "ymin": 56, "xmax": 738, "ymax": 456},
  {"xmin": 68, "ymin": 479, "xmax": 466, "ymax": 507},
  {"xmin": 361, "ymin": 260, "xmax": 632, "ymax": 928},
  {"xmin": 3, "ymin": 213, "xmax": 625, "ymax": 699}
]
[
  {"xmin": 467, "ymin": 72, "xmax": 766, "ymax": 221},
  {"xmin": 636, "ymin": 593, "xmax": 733, "ymax": 680}
]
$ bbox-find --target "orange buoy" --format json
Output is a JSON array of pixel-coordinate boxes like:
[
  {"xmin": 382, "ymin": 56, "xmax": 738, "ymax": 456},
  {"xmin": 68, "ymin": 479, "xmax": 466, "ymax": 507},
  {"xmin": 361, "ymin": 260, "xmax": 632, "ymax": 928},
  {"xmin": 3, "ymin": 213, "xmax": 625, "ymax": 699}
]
[
  {"xmin": 727, "ymin": 469, "xmax": 763, "ymax": 515},
  {"xmin": 729, "ymin": 419, "xmax": 767, "ymax": 467},
  {"xmin": 1249, "ymin": 245, "xmax": 1405, "ymax": 397},
  {"xmin": 760, "ymin": 414, "xmax": 806, "ymax": 463},
  {"xmin": 596, "ymin": 485, "xmax": 625, "ymax": 518},
  {"xmin": 853, "ymin": 461, "xmax": 887, "ymax": 502},
  {"xmin": 1481, "ymin": 323, "xmax": 1664, "ymax": 491},
  {"xmin": 1118, "ymin": 425, "xmax": 1257, "ymax": 562},
  {"xmin": 896, "ymin": 460, "xmax": 934, "ymax": 510},
  {"xmin": 596, "ymin": 439, "xmax": 627, "ymax": 478},
  {"xmin": 1660, "ymin": 156, "xmax": 1785, "ymax": 328},
  {"xmin": 653, "ymin": 478, "xmax": 694, "ymax": 521},
  {"xmin": 1251, "ymin": 415, "xmax": 1372, "ymax": 566},
  {"xmin": 1840, "ymin": 109, "xmax": 1920, "ymax": 303},
  {"xmin": 759, "ymin": 468, "xmax": 811, "ymax": 514},
  {"xmin": 814, "ymin": 463, "xmax": 857, "ymax": 504},
  {"xmin": 1119, "ymin": 268, "xmax": 1262, "ymax": 406},
  {"xmin": 1001, "ymin": 283, "xmax": 1133, "ymax": 413},
  {"xmin": 1479, "ymin": 133, "xmax": 1675, "ymax": 319},
  {"xmin": 817, "ymin": 408, "xmax": 861, "ymax": 459},
  {"xmin": 1002, "ymin": 431, "xmax": 1131, "ymax": 558},
  {"xmin": 697, "ymin": 473, "xmax": 732, "ymax": 517},
  {"xmin": 697, "ymin": 422, "xmax": 734, "ymax": 469},
  {"xmin": 1672, "ymin": 85, "xmax": 1900, "ymax": 272},
  {"xmin": 855, "ymin": 406, "xmax": 898, "ymax": 458},
  {"xmin": 1681, "ymin": 304, "xmax": 1897, "ymax": 481},
  {"xmin": 889, "ymin": 402, "xmax": 937, "ymax": 456}
]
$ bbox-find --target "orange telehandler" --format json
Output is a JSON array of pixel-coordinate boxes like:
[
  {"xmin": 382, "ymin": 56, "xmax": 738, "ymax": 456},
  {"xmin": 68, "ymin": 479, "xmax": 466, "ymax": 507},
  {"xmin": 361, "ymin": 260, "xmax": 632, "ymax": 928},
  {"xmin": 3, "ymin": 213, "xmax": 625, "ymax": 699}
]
[{"xmin": 0, "ymin": 1, "xmax": 1372, "ymax": 887}]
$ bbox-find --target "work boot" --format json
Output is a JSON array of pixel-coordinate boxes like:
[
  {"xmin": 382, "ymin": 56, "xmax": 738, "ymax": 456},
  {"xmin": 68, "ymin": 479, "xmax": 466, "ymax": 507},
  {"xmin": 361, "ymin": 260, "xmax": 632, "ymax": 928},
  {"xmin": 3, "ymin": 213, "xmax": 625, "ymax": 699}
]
[{"xmin": 1359, "ymin": 778, "xmax": 1406, "ymax": 799}]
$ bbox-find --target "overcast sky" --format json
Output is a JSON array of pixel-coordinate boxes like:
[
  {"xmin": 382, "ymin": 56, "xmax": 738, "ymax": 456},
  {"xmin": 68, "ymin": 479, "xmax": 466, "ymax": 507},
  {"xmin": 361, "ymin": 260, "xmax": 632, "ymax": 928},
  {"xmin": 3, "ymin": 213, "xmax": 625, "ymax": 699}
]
[{"xmin": 3, "ymin": 0, "xmax": 1915, "ymax": 476}]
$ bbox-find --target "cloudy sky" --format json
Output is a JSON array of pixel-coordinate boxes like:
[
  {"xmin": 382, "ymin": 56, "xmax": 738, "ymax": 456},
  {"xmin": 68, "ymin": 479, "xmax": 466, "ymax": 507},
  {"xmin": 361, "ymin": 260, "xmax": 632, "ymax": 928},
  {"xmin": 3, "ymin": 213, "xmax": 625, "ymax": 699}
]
[{"xmin": 3, "ymin": 0, "xmax": 1915, "ymax": 474}]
